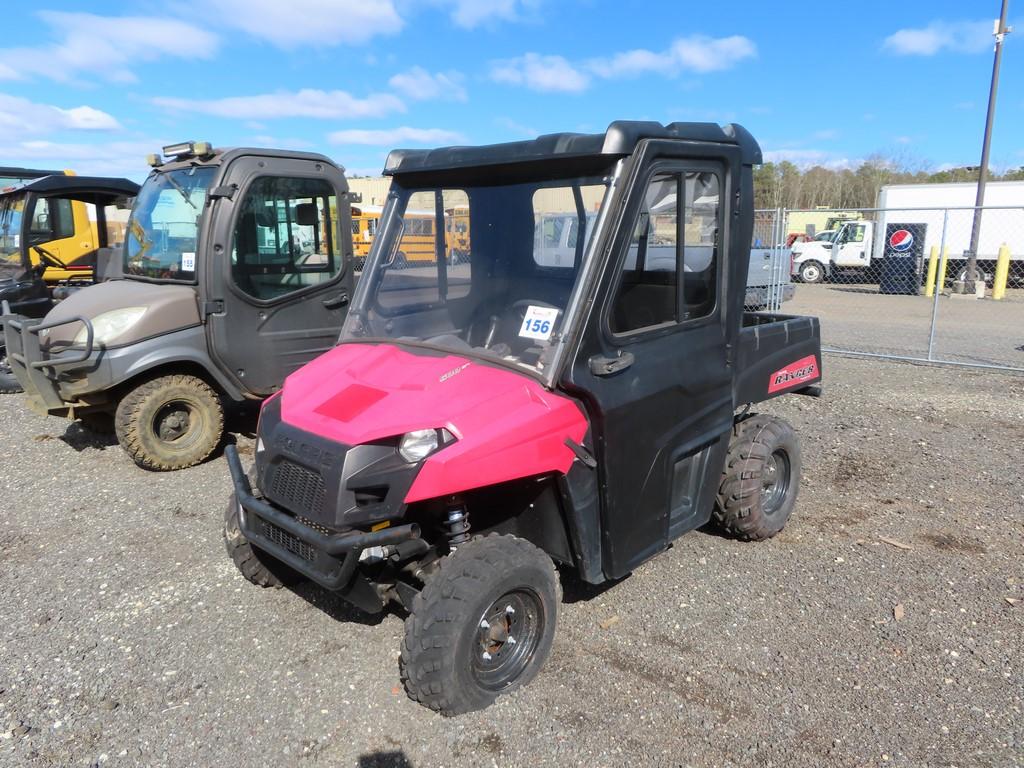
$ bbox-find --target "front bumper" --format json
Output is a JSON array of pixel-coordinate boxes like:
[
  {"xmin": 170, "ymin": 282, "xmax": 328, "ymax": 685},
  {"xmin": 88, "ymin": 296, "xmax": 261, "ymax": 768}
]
[
  {"xmin": 226, "ymin": 445, "xmax": 421, "ymax": 605},
  {"xmin": 2, "ymin": 309, "xmax": 96, "ymax": 413}
]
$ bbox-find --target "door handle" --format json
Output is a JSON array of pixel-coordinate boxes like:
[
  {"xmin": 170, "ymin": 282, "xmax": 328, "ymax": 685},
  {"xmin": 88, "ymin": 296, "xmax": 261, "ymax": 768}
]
[
  {"xmin": 322, "ymin": 292, "xmax": 349, "ymax": 309},
  {"xmin": 589, "ymin": 350, "xmax": 634, "ymax": 376}
]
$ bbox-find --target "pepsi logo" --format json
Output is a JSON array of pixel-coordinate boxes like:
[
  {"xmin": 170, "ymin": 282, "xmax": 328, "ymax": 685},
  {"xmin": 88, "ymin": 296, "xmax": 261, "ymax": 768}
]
[{"xmin": 889, "ymin": 229, "xmax": 914, "ymax": 252}]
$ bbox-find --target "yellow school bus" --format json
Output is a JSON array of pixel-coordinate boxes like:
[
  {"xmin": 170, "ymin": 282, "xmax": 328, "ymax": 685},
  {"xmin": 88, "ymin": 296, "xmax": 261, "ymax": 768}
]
[
  {"xmin": 351, "ymin": 205, "xmax": 438, "ymax": 268},
  {"xmin": 445, "ymin": 205, "xmax": 470, "ymax": 263}
]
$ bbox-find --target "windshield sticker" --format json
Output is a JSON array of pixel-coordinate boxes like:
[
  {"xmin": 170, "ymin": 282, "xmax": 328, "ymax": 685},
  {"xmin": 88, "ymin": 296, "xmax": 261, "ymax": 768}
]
[
  {"xmin": 519, "ymin": 305, "xmax": 559, "ymax": 341},
  {"xmin": 181, "ymin": 252, "xmax": 196, "ymax": 272}
]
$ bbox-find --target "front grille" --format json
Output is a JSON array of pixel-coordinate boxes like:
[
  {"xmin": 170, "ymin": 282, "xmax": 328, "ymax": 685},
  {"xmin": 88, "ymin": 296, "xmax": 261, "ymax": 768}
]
[
  {"xmin": 270, "ymin": 460, "xmax": 326, "ymax": 518},
  {"xmin": 260, "ymin": 519, "xmax": 317, "ymax": 562}
]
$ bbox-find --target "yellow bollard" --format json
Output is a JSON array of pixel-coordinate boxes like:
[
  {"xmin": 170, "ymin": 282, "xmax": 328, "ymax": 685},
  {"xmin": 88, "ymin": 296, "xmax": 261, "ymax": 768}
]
[
  {"xmin": 925, "ymin": 245, "xmax": 939, "ymax": 297},
  {"xmin": 992, "ymin": 244, "xmax": 1011, "ymax": 301},
  {"xmin": 936, "ymin": 246, "xmax": 950, "ymax": 292}
]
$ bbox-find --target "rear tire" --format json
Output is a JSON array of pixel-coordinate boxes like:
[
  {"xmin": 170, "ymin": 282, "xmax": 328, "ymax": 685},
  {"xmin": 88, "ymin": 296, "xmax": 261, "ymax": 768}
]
[
  {"xmin": 114, "ymin": 374, "xmax": 224, "ymax": 471},
  {"xmin": 224, "ymin": 493, "xmax": 304, "ymax": 588},
  {"xmin": 714, "ymin": 415, "xmax": 801, "ymax": 541},
  {"xmin": 400, "ymin": 534, "xmax": 560, "ymax": 716}
]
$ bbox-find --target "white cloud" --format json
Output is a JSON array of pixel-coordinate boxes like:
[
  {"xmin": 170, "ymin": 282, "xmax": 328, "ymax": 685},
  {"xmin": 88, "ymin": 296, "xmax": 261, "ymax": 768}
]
[
  {"xmin": 0, "ymin": 12, "xmax": 218, "ymax": 84},
  {"xmin": 589, "ymin": 35, "xmax": 756, "ymax": 78},
  {"xmin": 328, "ymin": 126, "xmax": 465, "ymax": 146},
  {"xmin": 0, "ymin": 94, "xmax": 121, "ymax": 139},
  {"xmin": 153, "ymin": 89, "xmax": 405, "ymax": 120},
  {"xmin": 388, "ymin": 66, "xmax": 467, "ymax": 101},
  {"xmin": 812, "ymin": 129, "xmax": 839, "ymax": 141},
  {"xmin": 492, "ymin": 35, "xmax": 756, "ymax": 92},
  {"xmin": 204, "ymin": 0, "xmax": 403, "ymax": 47},
  {"xmin": 425, "ymin": 0, "xmax": 538, "ymax": 29},
  {"xmin": 883, "ymin": 19, "xmax": 993, "ymax": 56},
  {"xmin": 491, "ymin": 54, "xmax": 590, "ymax": 93},
  {"xmin": 0, "ymin": 139, "xmax": 165, "ymax": 178},
  {"xmin": 763, "ymin": 149, "xmax": 853, "ymax": 169}
]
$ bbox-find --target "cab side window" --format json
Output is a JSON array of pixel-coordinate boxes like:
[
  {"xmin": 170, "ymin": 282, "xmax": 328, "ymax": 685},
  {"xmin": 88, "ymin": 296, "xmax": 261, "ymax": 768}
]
[
  {"xmin": 231, "ymin": 176, "xmax": 341, "ymax": 301},
  {"xmin": 610, "ymin": 170, "xmax": 719, "ymax": 334},
  {"xmin": 29, "ymin": 198, "xmax": 75, "ymax": 241}
]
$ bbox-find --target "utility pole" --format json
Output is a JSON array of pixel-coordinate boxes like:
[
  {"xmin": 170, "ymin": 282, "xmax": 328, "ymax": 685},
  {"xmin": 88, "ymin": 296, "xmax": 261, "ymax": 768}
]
[{"xmin": 961, "ymin": 0, "xmax": 1012, "ymax": 294}]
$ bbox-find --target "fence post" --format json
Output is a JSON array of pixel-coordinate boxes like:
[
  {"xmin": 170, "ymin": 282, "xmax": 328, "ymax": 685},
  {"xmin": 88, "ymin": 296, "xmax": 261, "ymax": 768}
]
[
  {"xmin": 992, "ymin": 244, "xmax": 1011, "ymax": 300},
  {"xmin": 927, "ymin": 210, "xmax": 950, "ymax": 361},
  {"xmin": 925, "ymin": 246, "xmax": 939, "ymax": 297}
]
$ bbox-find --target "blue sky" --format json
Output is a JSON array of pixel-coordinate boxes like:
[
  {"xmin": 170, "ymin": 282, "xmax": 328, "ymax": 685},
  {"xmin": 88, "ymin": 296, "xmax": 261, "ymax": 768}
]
[{"xmin": 1, "ymin": 0, "xmax": 1020, "ymax": 180}]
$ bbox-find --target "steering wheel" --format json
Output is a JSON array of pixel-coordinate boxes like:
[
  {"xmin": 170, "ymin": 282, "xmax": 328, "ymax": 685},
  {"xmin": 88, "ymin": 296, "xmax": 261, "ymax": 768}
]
[{"xmin": 32, "ymin": 244, "xmax": 68, "ymax": 271}]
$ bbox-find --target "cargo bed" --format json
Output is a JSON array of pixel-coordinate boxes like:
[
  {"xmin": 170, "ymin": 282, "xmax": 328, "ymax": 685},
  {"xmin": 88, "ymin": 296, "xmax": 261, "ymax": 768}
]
[{"xmin": 734, "ymin": 312, "xmax": 822, "ymax": 405}]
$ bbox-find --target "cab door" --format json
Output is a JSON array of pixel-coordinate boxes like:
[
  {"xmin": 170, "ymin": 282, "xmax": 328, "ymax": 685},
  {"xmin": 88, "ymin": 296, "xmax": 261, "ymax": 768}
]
[
  {"xmin": 204, "ymin": 156, "xmax": 355, "ymax": 397},
  {"xmin": 564, "ymin": 142, "xmax": 740, "ymax": 579},
  {"xmin": 833, "ymin": 222, "xmax": 868, "ymax": 267}
]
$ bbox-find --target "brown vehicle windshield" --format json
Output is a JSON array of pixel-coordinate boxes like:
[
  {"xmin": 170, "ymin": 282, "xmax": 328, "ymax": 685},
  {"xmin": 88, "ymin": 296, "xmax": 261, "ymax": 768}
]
[{"xmin": 124, "ymin": 167, "xmax": 215, "ymax": 282}]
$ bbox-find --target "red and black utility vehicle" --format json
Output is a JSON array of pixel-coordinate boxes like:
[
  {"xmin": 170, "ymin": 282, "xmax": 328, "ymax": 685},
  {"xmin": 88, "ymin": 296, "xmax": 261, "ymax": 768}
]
[{"xmin": 224, "ymin": 121, "xmax": 822, "ymax": 715}]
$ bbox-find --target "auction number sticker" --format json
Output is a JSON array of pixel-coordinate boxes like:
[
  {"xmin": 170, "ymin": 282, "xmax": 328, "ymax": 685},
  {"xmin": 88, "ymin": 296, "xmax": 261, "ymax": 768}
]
[
  {"xmin": 519, "ymin": 305, "xmax": 559, "ymax": 341},
  {"xmin": 181, "ymin": 251, "xmax": 196, "ymax": 272}
]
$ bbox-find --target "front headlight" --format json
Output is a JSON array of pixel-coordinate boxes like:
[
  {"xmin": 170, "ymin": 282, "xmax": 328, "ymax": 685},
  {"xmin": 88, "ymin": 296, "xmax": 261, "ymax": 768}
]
[
  {"xmin": 74, "ymin": 306, "xmax": 147, "ymax": 345},
  {"xmin": 399, "ymin": 429, "xmax": 440, "ymax": 463}
]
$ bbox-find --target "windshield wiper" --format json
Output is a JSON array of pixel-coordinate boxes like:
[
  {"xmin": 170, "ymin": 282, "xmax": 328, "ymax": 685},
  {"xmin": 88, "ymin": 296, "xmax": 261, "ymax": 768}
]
[{"xmin": 160, "ymin": 171, "xmax": 198, "ymax": 211}]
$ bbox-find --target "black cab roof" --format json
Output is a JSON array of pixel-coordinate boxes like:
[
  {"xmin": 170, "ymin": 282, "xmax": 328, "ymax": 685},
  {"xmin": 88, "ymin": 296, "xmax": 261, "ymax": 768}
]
[
  {"xmin": 384, "ymin": 121, "xmax": 762, "ymax": 176},
  {"xmin": 0, "ymin": 175, "xmax": 140, "ymax": 199}
]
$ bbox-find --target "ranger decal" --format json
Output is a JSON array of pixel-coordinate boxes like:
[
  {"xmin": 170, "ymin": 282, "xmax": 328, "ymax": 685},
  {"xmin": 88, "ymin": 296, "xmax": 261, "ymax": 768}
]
[{"xmin": 768, "ymin": 355, "xmax": 819, "ymax": 394}]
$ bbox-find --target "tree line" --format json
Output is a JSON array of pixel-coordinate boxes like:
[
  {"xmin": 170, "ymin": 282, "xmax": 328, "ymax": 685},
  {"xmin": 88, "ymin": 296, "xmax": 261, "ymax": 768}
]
[{"xmin": 753, "ymin": 159, "xmax": 1024, "ymax": 211}]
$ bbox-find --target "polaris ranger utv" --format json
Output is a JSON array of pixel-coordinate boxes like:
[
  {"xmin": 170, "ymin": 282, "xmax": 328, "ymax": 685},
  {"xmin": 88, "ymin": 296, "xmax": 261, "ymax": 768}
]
[
  {"xmin": 223, "ymin": 122, "xmax": 822, "ymax": 715},
  {"xmin": 0, "ymin": 174, "xmax": 139, "ymax": 394},
  {"xmin": 3, "ymin": 142, "xmax": 356, "ymax": 469}
]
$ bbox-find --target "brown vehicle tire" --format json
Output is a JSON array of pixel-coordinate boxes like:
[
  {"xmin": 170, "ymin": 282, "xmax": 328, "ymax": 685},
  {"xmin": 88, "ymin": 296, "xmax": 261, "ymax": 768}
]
[
  {"xmin": 400, "ymin": 534, "xmax": 560, "ymax": 716},
  {"xmin": 223, "ymin": 493, "xmax": 303, "ymax": 588},
  {"xmin": 114, "ymin": 374, "xmax": 224, "ymax": 471},
  {"xmin": 714, "ymin": 414, "xmax": 801, "ymax": 541}
]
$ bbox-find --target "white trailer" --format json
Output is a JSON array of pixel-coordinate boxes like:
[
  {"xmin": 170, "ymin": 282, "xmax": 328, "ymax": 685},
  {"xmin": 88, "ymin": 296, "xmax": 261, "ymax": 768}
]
[{"xmin": 791, "ymin": 180, "xmax": 1024, "ymax": 284}]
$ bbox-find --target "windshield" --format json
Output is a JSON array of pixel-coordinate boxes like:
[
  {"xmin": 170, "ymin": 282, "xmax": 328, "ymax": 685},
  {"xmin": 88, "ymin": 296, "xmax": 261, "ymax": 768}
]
[
  {"xmin": 342, "ymin": 164, "xmax": 615, "ymax": 381},
  {"xmin": 0, "ymin": 194, "xmax": 25, "ymax": 281},
  {"xmin": 124, "ymin": 167, "xmax": 215, "ymax": 281}
]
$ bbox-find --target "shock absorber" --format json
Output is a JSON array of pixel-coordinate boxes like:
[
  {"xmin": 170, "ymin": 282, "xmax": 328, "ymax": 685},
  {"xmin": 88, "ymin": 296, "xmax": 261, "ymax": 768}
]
[{"xmin": 444, "ymin": 501, "xmax": 470, "ymax": 548}]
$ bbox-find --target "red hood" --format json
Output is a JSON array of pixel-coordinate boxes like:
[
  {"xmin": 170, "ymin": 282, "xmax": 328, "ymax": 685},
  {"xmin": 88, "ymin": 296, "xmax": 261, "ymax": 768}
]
[{"xmin": 279, "ymin": 343, "xmax": 589, "ymax": 502}]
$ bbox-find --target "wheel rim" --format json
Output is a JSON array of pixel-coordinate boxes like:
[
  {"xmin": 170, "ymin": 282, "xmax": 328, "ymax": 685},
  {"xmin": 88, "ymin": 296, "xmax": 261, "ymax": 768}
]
[
  {"xmin": 761, "ymin": 448, "xmax": 791, "ymax": 515},
  {"xmin": 153, "ymin": 399, "xmax": 203, "ymax": 448},
  {"xmin": 803, "ymin": 265, "xmax": 820, "ymax": 282},
  {"xmin": 470, "ymin": 589, "xmax": 544, "ymax": 692}
]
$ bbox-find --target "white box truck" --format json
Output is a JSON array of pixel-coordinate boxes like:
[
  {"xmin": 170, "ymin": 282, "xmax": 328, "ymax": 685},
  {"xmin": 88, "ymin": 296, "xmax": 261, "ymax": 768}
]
[{"xmin": 791, "ymin": 180, "xmax": 1024, "ymax": 285}]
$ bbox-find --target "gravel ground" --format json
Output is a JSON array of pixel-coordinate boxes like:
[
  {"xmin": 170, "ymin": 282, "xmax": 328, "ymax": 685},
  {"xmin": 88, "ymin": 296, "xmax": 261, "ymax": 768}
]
[{"xmin": 1, "ymin": 355, "xmax": 1022, "ymax": 768}]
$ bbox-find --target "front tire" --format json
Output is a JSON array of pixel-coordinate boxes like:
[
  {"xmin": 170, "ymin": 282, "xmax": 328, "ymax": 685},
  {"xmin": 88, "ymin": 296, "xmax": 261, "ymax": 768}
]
[
  {"xmin": 799, "ymin": 260, "xmax": 825, "ymax": 284},
  {"xmin": 114, "ymin": 374, "xmax": 224, "ymax": 471},
  {"xmin": 714, "ymin": 415, "xmax": 801, "ymax": 541},
  {"xmin": 224, "ymin": 492, "xmax": 303, "ymax": 588},
  {"xmin": 400, "ymin": 534, "xmax": 560, "ymax": 716}
]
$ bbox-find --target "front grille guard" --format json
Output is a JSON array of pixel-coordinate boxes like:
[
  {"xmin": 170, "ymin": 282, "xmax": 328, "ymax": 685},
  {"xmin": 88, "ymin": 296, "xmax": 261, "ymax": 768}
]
[
  {"xmin": 226, "ymin": 445, "xmax": 420, "ymax": 592},
  {"xmin": 2, "ymin": 299, "xmax": 95, "ymax": 409}
]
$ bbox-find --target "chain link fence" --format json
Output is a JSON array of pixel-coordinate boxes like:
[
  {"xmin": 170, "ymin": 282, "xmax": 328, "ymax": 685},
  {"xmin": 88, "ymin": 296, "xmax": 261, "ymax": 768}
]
[{"xmin": 778, "ymin": 205, "xmax": 1024, "ymax": 372}]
